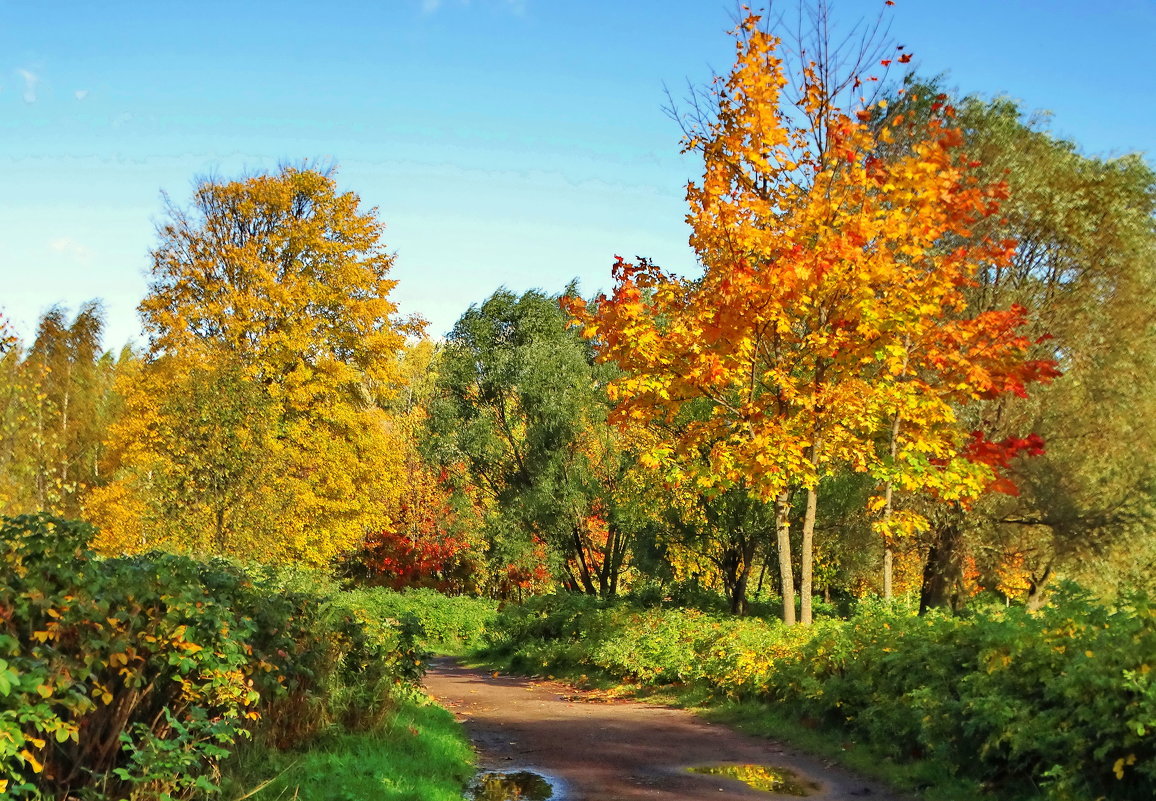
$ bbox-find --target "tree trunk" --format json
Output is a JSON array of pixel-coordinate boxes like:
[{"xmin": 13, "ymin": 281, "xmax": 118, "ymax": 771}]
[
  {"xmin": 213, "ymin": 506, "xmax": 228, "ymax": 554},
  {"xmin": 728, "ymin": 533, "xmax": 757, "ymax": 615},
  {"xmin": 919, "ymin": 513, "xmax": 965, "ymax": 614},
  {"xmin": 730, "ymin": 560, "xmax": 752, "ymax": 615},
  {"xmin": 571, "ymin": 526, "xmax": 598, "ymax": 595},
  {"xmin": 754, "ymin": 541, "xmax": 769, "ymax": 597},
  {"xmin": 800, "ymin": 485, "xmax": 817, "ymax": 625},
  {"xmin": 882, "ymin": 411, "xmax": 901, "ymax": 599},
  {"xmin": 883, "ymin": 548, "xmax": 893, "ymax": 599},
  {"xmin": 775, "ymin": 490, "xmax": 796, "ymax": 625},
  {"xmin": 1026, "ymin": 564, "xmax": 1053, "ymax": 611}
]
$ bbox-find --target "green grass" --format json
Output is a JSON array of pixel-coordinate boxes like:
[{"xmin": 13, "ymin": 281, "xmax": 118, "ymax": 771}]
[{"xmin": 218, "ymin": 692, "xmax": 476, "ymax": 801}]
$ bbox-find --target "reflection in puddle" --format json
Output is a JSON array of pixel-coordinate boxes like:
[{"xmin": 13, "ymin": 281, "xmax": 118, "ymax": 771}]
[
  {"xmin": 466, "ymin": 770, "xmax": 554, "ymax": 800},
  {"xmin": 688, "ymin": 764, "xmax": 819, "ymax": 796}
]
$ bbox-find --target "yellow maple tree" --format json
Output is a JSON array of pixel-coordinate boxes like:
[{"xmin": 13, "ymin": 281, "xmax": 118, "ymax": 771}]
[{"xmin": 89, "ymin": 166, "xmax": 416, "ymax": 565}]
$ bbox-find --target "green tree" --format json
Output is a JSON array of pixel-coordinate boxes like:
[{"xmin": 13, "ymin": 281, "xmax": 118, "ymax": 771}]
[
  {"xmin": 965, "ymin": 98, "xmax": 1156, "ymax": 605},
  {"xmin": 879, "ymin": 87, "xmax": 1156, "ymax": 607},
  {"xmin": 428, "ymin": 288, "xmax": 636, "ymax": 596}
]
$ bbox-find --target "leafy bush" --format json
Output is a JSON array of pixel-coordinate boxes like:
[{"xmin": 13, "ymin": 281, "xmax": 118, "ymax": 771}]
[
  {"xmin": 0, "ymin": 514, "xmax": 429, "ymax": 800},
  {"xmin": 341, "ymin": 587, "xmax": 498, "ymax": 654},
  {"xmin": 482, "ymin": 592, "xmax": 813, "ymax": 691},
  {"xmin": 485, "ymin": 588, "xmax": 1156, "ymax": 800}
]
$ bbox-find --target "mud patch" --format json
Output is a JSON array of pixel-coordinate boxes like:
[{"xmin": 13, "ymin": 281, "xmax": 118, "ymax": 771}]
[
  {"xmin": 688, "ymin": 763, "xmax": 820, "ymax": 796},
  {"xmin": 466, "ymin": 769, "xmax": 555, "ymax": 800},
  {"xmin": 558, "ymin": 694, "xmax": 612, "ymax": 704}
]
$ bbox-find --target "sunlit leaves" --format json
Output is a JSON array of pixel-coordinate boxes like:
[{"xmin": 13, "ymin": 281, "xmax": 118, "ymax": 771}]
[
  {"xmin": 90, "ymin": 167, "xmax": 414, "ymax": 565},
  {"xmin": 568, "ymin": 15, "xmax": 1057, "ymax": 617},
  {"xmin": 572, "ymin": 18, "xmax": 1049, "ymax": 503}
]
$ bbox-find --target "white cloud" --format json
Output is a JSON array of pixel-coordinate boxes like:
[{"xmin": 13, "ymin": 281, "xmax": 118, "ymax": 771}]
[
  {"xmin": 49, "ymin": 237, "xmax": 93, "ymax": 265},
  {"xmin": 75, "ymin": 89, "xmax": 88, "ymax": 101},
  {"xmin": 420, "ymin": 0, "xmax": 526, "ymax": 13},
  {"xmin": 17, "ymin": 68, "xmax": 38, "ymax": 103}
]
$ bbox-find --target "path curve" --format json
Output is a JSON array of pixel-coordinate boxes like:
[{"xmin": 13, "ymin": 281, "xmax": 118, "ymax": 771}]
[{"xmin": 424, "ymin": 657, "xmax": 908, "ymax": 801}]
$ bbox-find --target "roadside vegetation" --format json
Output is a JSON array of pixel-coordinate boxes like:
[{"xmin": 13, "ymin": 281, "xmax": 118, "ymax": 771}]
[
  {"xmin": 0, "ymin": 514, "xmax": 478, "ymax": 800},
  {"xmin": 477, "ymin": 589, "xmax": 1156, "ymax": 800}
]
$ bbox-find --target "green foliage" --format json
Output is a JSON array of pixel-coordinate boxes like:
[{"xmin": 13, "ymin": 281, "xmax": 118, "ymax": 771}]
[
  {"xmin": 0, "ymin": 514, "xmax": 430, "ymax": 800},
  {"xmin": 340, "ymin": 588, "xmax": 498, "ymax": 655},
  {"xmin": 427, "ymin": 287, "xmax": 635, "ymax": 597},
  {"xmin": 485, "ymin": 590, "xmax": 1156, "ymax": 800},
  {"xmin": 217, "ymin": 694, "xmax": 475, "ymax": 801}
]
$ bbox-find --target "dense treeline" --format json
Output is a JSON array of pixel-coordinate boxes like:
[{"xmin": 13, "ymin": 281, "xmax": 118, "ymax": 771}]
[{"xmin": 2, "ymin": 83, "xmax": 1153, "ymax": 611}]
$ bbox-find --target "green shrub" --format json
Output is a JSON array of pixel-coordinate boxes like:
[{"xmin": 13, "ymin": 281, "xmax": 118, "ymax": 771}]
[
  {"xmin": 341, "ymin": 587, "xmax": 498, "ymax": 654},
  {"xmin": 0, "ymin": 514, "xmax": 430, "ymax": 800}
]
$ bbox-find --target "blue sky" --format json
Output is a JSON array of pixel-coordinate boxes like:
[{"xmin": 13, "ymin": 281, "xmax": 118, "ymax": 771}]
[{"xmin": 2, "ymin": 0, "xmax": 1153, "ymax": 349}]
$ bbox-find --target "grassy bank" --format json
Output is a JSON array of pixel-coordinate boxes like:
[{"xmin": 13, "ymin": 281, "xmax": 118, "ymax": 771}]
[
  {"xmin": 213, "ymin": 587, "xmax": 497, "ymax": 801},
  {"xmin": 219, "ymin": 692, "xmax": 474, "ymax": 801}
]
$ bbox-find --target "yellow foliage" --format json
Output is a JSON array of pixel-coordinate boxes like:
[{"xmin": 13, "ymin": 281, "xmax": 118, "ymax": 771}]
[{"xmin": 89, "ymin": 167, "xmax": 416, "ymax": 566}]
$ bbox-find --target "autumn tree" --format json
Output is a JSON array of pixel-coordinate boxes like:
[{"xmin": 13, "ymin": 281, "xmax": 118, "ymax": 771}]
[
  {"xmin": 568, "ymin": 13, "xmax": 1053, "ymax": 624},
  {"xmin": 0, "ymin": 303, "xmax": 123, "ymax": 518},
  {"xmin": 89, "ymin": 166, "xmax": 415, "ymax": 565},
  {"xmin": 351, "ymin": 339, "xmax": 483, "ymax": 592}
]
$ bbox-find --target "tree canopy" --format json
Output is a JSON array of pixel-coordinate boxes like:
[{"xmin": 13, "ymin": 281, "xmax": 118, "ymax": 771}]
[{"xmin": 88, "ymin": 166, "xmax": 415, "ymax": 565}]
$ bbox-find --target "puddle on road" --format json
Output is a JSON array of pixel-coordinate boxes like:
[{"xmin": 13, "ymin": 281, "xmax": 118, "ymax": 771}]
[
  {"xmin": 466, "ymin": 770, "xmax": 554, "ymax": 800},
  {"xmin": 688, "ymin": 764, "xmax": 820, "ymax": 796}
]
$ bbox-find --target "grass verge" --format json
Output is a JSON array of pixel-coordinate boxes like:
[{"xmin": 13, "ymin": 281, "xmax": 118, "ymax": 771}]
[{"xmin": 218, "ymin": 691, "xmax": 475, "ymax": 801}]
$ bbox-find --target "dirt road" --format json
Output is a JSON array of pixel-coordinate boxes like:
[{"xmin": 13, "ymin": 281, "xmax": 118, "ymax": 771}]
[{"xmin": 424, "ymin": 658, "xmax": 907, "ymax": 801}]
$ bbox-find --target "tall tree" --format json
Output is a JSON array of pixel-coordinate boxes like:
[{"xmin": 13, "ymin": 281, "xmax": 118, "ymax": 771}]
[
  {"xmin": 568, "ymin": 14, "xmax": 1053, "ymax": 624},
  {"xmin": 428, "ymin": 288, "xmax": 638, "ymax": 596},
  {"xmin": 89, "ymin": 166, "xmax": 414, "ymax": 565},
  {"xmin": 878, "ymin": 88, "xmax": 1156, "ymax": 607}
]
